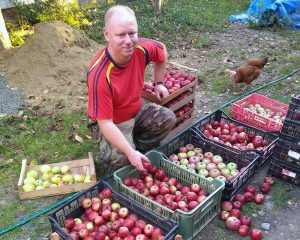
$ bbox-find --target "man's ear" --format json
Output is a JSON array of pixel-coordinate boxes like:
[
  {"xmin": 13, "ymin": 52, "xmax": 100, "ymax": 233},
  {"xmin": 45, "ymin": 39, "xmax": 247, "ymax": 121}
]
[{"xmin": 103, "ymin": 28, "xmax": 109, "ymax": 42}]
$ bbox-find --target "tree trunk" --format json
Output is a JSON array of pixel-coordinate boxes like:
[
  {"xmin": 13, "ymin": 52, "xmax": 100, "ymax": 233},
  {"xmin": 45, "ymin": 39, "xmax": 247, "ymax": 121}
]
[{"xmin": 0, "ymin": 8, "xmax": 11, "ymax": 50}]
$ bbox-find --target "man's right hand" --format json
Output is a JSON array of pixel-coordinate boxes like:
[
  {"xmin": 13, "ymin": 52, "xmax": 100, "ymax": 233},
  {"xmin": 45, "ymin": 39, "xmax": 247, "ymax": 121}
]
[{"xmin": 127, "ymin": 149, "xmax": 150, "ymax": 171}]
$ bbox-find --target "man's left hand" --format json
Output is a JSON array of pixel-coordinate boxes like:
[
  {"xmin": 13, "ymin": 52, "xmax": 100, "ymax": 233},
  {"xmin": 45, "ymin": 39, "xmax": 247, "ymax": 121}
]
[{"xmin": 154, "ymin": 84, "xmax": 169, "ymax": 101}]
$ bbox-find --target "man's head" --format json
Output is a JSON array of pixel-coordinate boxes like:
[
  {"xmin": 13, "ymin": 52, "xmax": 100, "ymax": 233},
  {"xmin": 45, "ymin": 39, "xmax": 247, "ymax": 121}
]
[{"xmin": 103, "ymin": 5, "xmax": 138, "ymax": 65}]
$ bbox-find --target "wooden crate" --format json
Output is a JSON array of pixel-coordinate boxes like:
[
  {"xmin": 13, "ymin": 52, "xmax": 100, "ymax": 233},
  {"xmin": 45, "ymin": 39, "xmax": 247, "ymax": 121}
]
[
  {"xmin": 18, "ymin": 152, "xmax": 97, "ymax": 200},
  {"xmin": 142, "ymin": 61, "xmax": 198, "ymax": 107}
]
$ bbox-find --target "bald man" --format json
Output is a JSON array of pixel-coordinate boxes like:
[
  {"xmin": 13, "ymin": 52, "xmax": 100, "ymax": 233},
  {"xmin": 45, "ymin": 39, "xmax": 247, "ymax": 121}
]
[{"xmin": 87, "ymin": 5, "xmax": 176, "ymax": 174}]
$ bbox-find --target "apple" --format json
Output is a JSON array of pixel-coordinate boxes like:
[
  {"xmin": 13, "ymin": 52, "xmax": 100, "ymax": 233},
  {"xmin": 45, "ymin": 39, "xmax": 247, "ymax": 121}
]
[
  {"xmin": 234, "ymin": 194, "xmax": 246, "ymax": 204},
  {"xmin": 40, "ymin": 165, "xmax": 51, "ymax": 173},
  {"xmin": 254, "ymin": 193, "xmax": 265, "ymax": 204},
  {"xmin": 51, "ymin": 166, "xmax": 61, "ymax": 174},
  {"xmin": 180, "ymin": 158, "xmax": 189, "ymax": 166},
  {"xmin": 217, "ymin": 162, "xmax": 226, "ymax": 170},
  {"xmin": 190, "ymin": 183, "xmax": 200, "ymax": 193},
  {"xmin": 207, "ymin": 163, "xmax": 217, "ymax": 171},
  {"xmin": 216, "ymin": 175, "xmax": 226, "ymax": 181},
  {"xmin": 135, "ymin": 220, "xmax": 146, "ymax": 230},
  {"xmin": 227, "ymin": 162, "xmax": 238, "ymax": 171},
  {"xmin": 189, "ymin": 156, "xmax": 200, "ymax": 164},
  {"xmin": 118, "ymin": 226, "xmax": 129, "ymax": 238},
  {"xmin": 142, "ymin": 160, "xmax": 151, "ymax": 170},
  {"xmin": 151, "ymin": 228, "xmax": 163, "ymax": 239},
  {"xmin": 230, "ymin": 169, "xmax": 240, "ymax": 177},
  {"xmin": 62, "ymin": 174, "xmax": 73, "ymax": 183},
  {"xmin": 64, "ymin": 218, "xmax": 75, "ymax": 230},
  {"xmin": 61, "ymin": 165, "xmax": 70, "ymax": 174},
  {"xmin": 232, "ymin": 201, "xmax": 243, "ymax": 210},
  {"xmin": 230, "ymin": 208, "xmax": 241, "ymax": 219},
  {"xmin": 168, "ymin": 177, "xmax": 178, "ymax": 186},
  {"xmin": 249, "ymin": 229, "xmax": 263, "ymax": 240},
  {"xmin": 202, "ymin": 158, "xmax": 211, "ymax": 165},
  {"xmin": 221, "ymin": 201, "xmax": 233, "ymax": 212},
  {"xmin": 131, "ymin": 227, "xmax": 142, "ymax": 236},
  {"xmin": 208, "ymin": 169, "xmax": 221, "ymax": 178},
  {"xmin": 136, "ymin": 234, "xmax": 148, "ymax": 240},
  {"xmin": 118, "ymin": 207, "xmax": 129, "ymax": 218},
  {"xmin": 219, "ymin": 210, "xmax": 231, "ymax": 221},
  {"xmin": 204, "ymin": 152, "xmax": 214, "ymax": 160},
  {"xmin": 101, "ymin": 209, "xmax": 112, "ymax": 220},
  {"xmin": 74, "ymin": 173, "xmax": 85, "ymax": 183},
  {"xmin": 221, "ymin": 168, "xmax": 230, "ymax": 177},
  {"xmin": 240, "ymin": 215, "xmax": 252, "ymax": 227},
  {"xmin": 244, "ymin": 185, "xmax": 256, "ymax": 195},
  {"xmin": 243, "ymin": 192, "xmax": 254, "ymax": 202},
  {"xmin": 42, "ymin": 172, "xmax": 53, "ymax": 181},
  {"xmin": 226, "ymin": 216, "xmax": 241, "ymax": 231},
  {"xmin": 196, "ymin": 162, "xmax": 206, "ymax": 171},
  {"xmin": 264, "ymin": 176, "xmax": 275, "ymax": 186},
  {"xmin": 169, "ymin": 154, "xmax": 179, "ymax": 162},
  {"xmin": 187, "ymin": 151, "xmax": 196, "ymax": 158},
  {"xmin": 238, "ymin": 225, "xmax": 249, "ymax": 237},
  {"xmin": 260, "ymin": 182, "xmax": 271, "ymax": 193},
  {"xmin": 26, "ymin": 170, "xmax": 39, "ymax": 179},
  {"xmin": 212, "ymin": 155, "xmax": 223, "ymax": 164},
  {"xmin": 24, "ymin": 177, "xmax": 36, "ymax": 185},
  {"xmin": 111, "ymin": 202, "xmax": 121, "ymax": 211}
]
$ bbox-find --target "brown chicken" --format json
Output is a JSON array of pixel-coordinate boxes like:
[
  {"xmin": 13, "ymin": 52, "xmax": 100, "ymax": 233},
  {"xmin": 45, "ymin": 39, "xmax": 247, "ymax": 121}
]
[{"xmin": 224, "ymin": 57, "xmax": 268, "ymax": 93}]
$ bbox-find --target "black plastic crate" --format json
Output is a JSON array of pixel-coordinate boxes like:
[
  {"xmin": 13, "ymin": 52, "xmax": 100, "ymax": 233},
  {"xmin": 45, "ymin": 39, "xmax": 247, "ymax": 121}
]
[
  {"xmin": 267, "ymin": 159, "xmax": 300, "ymax": 187},
  {"xmin": 191, "ymin": 109, "xmax": 279, "ymax": 169},
  {"xmin": 273, "ymin": 139, "xmax": 300, "ymax": 170},
  {"xmin": 48, "ymin": 180, "xmax": 178, "ymax": 240},
  {"xmin": 286, "ymin": 94, "xmax": 300, "ymax": 122},
  {"xmin": 157, "ymin": 128, "xmax": 259, "ymax": 201},
  {"xmin": 280, "ymin": 118, "xmax": 300, "ymax": 143}
]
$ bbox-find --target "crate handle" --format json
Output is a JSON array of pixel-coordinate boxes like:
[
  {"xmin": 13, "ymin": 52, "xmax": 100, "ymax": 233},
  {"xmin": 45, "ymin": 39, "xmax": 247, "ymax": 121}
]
[
  {"xmin": 274, "ymin": 103, "xmax": 288, "ymax": 110},
  {"xmin": 18, "ymin": 159, "xmax": 28, "ymax": 187},
  {"xmin": 195, "ymin": 198, "xmax": 215, "ymax": 222},
  {"xmin": 253, "ymin": 115, "xmax": 268, "ymax": 125}
]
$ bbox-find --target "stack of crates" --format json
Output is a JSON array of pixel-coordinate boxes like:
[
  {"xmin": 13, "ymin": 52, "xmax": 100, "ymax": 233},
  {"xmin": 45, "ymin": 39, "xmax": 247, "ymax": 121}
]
[
  {"xmin": 268, "ymin": 94, "xmax": 300, "ymax": 186},
  {"xmin": 142, "ymin": 62, "xmax": 197, "ymax": 142}
]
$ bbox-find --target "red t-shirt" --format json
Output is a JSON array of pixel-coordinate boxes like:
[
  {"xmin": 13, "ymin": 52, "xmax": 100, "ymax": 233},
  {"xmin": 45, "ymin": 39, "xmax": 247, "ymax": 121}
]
[{"xmin": 87, "ymin": 38, "xmax": 165, "ymax": 123}]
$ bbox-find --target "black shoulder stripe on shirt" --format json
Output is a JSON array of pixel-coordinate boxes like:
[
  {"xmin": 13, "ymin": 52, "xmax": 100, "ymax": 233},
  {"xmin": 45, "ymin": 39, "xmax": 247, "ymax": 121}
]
[{"xmin": 93, "ymin": 57, "xmax": 109, "ymax": 118}]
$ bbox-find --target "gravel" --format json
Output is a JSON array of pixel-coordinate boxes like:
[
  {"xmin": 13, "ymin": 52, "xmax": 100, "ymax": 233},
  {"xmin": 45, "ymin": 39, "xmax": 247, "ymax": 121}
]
[{"xmin": 0, "ymin": 75, "xmax": 25, "ymax": 115}]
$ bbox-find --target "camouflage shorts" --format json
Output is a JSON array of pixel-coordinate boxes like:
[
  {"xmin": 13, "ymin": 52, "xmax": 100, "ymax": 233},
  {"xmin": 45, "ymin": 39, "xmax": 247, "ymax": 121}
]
[{"xmin": 90, "ymin": 100, "xmax": 176, "ymax": 176}]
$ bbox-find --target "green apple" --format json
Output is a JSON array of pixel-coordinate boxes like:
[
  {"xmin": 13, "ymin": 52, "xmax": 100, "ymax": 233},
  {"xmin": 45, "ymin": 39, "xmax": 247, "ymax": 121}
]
[
  {"xmin": 62, "ymin": 174, "xmax": 73, "ymax": 183},
  {"xmin": 26, "ymin": 170, "xmax": 39, "ymax": 179},
  {"xmin": 60, "ymin": 165, "xmax": 70, "ymax": 174},
  {"xmin": 84, "ymin": 175, "xmax": 92, "ymax": 183},
  {"xmin": 51, "ymin": 166, "xmax": 61, "ymax": 174},
  {"xmin": 74, "ymin": 173, "xmax": 85, "ymax": 183},
  {"xmin": 51, "ymin": 174, "xmax": 62, "ymax": 184},
  {"xmin": 196, "ymin": 162, "xmax": 207, "ymax": 171},
  {"xmin": 23, "ymin": 183, "xmax": 35, "ymax": 192},
  {"xmin": 36, "ymin": 186, "xmax": 45, "ymax": 190},
  {"xmin": 40, "ymin": 165, "xmax": 51, "ymax": 174},
  {"xmin": 42, "ymin": 172, "xmax": 53, "ymax": 181},
  {"xmin": 227, "ymin": 162, "xmax": 238, "ymax": 171},
  {"xmin": 43, "ymin": 180, "xmax": 51, "ymax": 188},
  {"xmin": 24, "ymin": 177, "xmax": 36, "ymax": 185},
  {"xmin": 111, "ymin": 202, "xmax": 121, "ymax": 211},
  {"xmin": 35, "ymin": 179, "xmax": 43, "ymax": 186}
]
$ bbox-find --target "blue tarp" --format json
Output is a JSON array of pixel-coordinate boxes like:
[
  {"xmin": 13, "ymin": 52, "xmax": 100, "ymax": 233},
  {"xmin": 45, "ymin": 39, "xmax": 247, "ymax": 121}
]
[{"xmin": 230, "ymin": 0, "xmax": 300, "ymax": 30}]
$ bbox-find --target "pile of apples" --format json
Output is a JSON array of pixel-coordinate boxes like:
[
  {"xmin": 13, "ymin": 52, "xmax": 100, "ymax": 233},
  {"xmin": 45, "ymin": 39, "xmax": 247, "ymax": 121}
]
[
  {"xmin": 168, "ymin": 144, "xmax": 243, "ymax": 182},
  {"xmin": 164, "ymin": 90, "xmax": 193, "ymax": 108},
  {"xmin": 219, "ymin": 177, "xmax": 274, "ymax": 240},
  {"xmin": 143, "ymin": 70, "xmax": 196, "ymax": 95},
  {"xmin": 122, "ymin": 161, "xmax": 208, "ymax": 212},
  {"xmin": 22, "ymin": 165, "xmax": 92, "ymax": 192},
  {"xmin": 202, "ymin": 120, "xmax": 269, "ymax": 151},
  {"xmin": 245, "ymin": 104, "xmax": 285, "ymax": 123},
  {"xmin": 174, "ymin": 102, "xmax": 193, "ymax": 118},
  {"xmin": 62, "ymin": 187, "xmax": 165, "ymax": 240}
]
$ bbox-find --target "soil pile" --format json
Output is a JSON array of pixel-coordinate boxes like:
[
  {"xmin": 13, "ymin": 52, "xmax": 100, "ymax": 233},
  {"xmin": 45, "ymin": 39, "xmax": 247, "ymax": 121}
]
[{"xmin": 0, "ymin": 21, "xmax": 101, "ymax": 111}]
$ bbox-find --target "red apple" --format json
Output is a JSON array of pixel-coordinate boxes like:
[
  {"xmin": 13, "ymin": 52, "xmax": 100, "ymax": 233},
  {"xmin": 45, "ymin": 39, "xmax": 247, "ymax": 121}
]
[
  {"xmin": 234, "ymin": 194, "xmax": 246, "ymax": 204},
  {"xmin": 221, "ymin": 201, "xmax": 233, "ymax": 212},
  {"xmin": 240, "ymin": 215, "xmax": 252, "ymax": 227},
  {"xmin": 226, "ymin": 216, "xmax": 241, "ymax": 231},
  {"xmin": 244, "ymin": 192, "xmax": 254, "ymax": 202},
  {"xmin": 219, "ymin": 210, "xmax": 231, "ymax": 221},
  {"xmin": 260, "ymin": 182, "xmax": 271, "ymax": 193},
  {"xmin": 244, "ymin": 185, "xmax": 256, "ymax": 195},
  {"xmin": 264, "ymin": 176, "xmax": 274, "ymax": 186},
  {"xmin": 81, "ymin": 198, "xmax": 92, "ymax": 209},
  {"xmin": 64, "ymin": 218, "xmax": 75, "ymax": 229},
  {"xmin": 118, "ymin": 207, "xmax": 129, "ymax": 219},
  {"xmin": 144, "ymin": 224, "xmax": 155, "ymax": 237},
  {"xmin": 230, "ymin": 209, "xmax": 241, "ymax": 219},
  {"xmin": 135, "ymin": 220, "xmax": 146, "ymax": 230},
  {"xmin": 249, "ymin": 229, "xmax": 263, "ymax": 240},
  {"xmin": 254, "ymin": 193, "xmax": 265, "ymax": 204},
  {"xmin": 118, "ymin": 226, "xmax": 130, "ymax": 238},
  {"xmin": 238, "ymin": 224, "xmax": 249, "ymax": 237},
  {"xmin": 101, "ymin": 187, "xmax": 112, "ymax": 198},
  {"xmin": 232, "ymin": 201, "xmax": 243, "ymax": 210}
]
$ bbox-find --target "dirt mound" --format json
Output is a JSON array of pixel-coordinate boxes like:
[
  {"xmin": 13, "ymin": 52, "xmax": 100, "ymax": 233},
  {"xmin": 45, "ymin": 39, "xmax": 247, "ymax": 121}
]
[{"xmin": 0, "ymin": 21, "xmax": 102, "ymax": 111}]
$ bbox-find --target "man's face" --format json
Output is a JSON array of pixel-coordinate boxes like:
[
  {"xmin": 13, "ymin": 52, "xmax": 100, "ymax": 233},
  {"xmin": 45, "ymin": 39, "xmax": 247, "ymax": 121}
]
[{"xmin": 104, "ymin": 14, "xmax": 138, "ymax": 63}]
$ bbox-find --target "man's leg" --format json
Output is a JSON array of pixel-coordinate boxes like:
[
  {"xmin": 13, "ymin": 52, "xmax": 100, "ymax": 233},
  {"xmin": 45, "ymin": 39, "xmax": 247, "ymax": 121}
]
[
  {"xmin": 133, "ymin": 102, "xmax": 176, "ymax": 152},
  {"xmin": 95, "ymin": 118, "xmax": 135, "ymax": 177}
]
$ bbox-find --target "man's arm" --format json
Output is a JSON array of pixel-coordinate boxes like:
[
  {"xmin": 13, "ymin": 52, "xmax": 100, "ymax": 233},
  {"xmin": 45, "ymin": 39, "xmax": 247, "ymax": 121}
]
[
  {"xmin": 153, "ymin": 43, "xmax": 169, "ymax": 100},
  {"xmin": 97, "ymin": 119, "xmax": 147, "ymax": 171}
]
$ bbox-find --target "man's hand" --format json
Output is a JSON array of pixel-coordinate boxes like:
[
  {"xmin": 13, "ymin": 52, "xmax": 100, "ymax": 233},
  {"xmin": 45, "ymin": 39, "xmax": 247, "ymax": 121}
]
[
  {"xmin": 127, "ymin": 150, "xmax": 150, "ymax": 171},
  {"xmin": 154, "ymin": 84, "xmax": 169, "ymax": 101}
]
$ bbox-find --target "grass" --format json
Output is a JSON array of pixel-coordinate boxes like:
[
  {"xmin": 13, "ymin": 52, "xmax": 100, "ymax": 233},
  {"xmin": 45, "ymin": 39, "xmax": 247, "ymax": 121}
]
[{"xmin": 271, "ymin": 181, "xmax": 294, "ymax": 208}]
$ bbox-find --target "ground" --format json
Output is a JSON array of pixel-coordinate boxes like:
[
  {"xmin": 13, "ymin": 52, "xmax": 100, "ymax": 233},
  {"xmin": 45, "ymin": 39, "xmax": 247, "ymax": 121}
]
[{"xmin": 0, "ymin": 21, "xmax": 300, "ymax": 240}]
